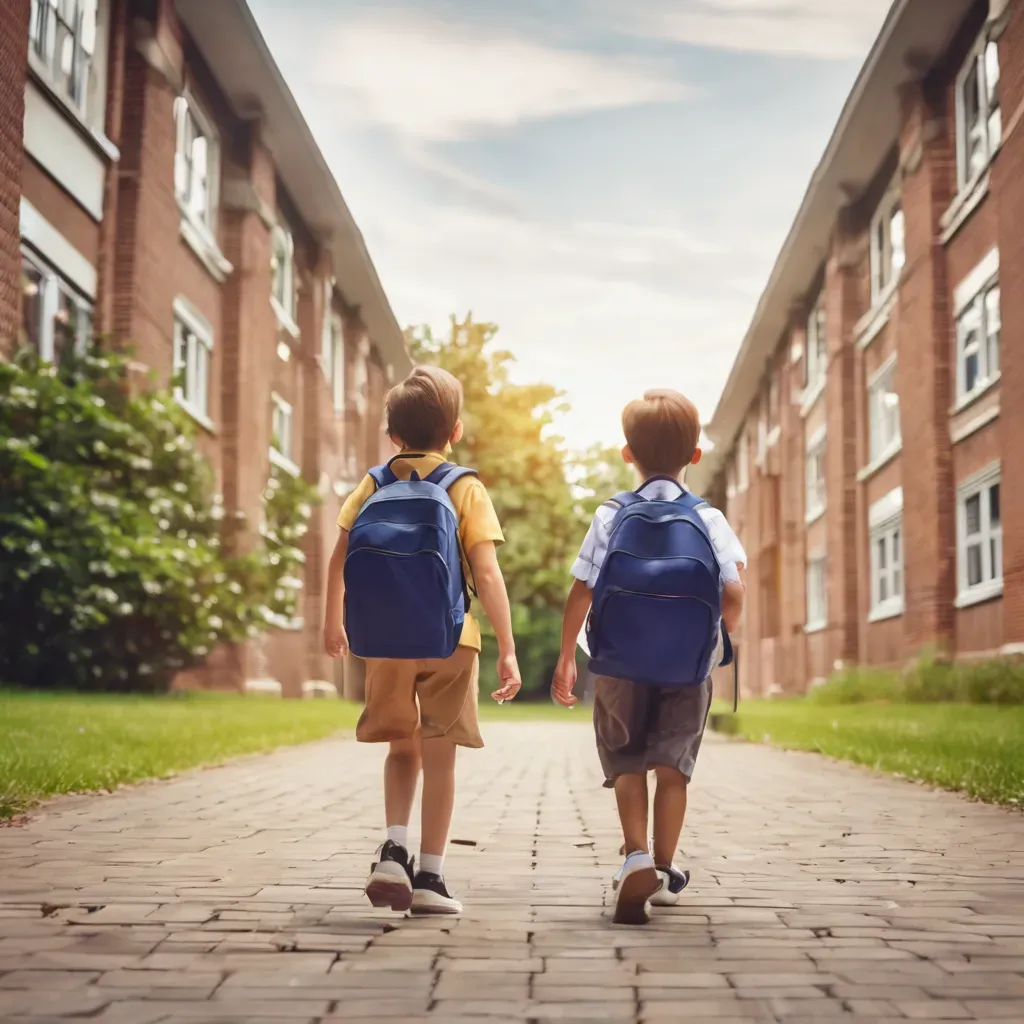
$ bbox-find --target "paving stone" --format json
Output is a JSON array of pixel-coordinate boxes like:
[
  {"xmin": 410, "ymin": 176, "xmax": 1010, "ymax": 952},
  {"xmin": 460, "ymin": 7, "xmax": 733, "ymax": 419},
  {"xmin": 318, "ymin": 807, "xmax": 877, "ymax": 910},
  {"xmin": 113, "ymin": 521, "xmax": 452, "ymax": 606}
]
[{"xmin": 1, "ymin": 724, "xmax": 1023, "ymax": 1023}]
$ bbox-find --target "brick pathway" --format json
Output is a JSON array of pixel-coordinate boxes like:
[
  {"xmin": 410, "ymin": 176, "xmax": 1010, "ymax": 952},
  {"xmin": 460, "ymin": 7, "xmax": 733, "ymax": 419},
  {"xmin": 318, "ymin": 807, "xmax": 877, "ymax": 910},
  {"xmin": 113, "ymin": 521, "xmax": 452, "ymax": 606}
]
[{"xmin": 1, "ymin": 722, "xmax": 1024, "ymax": 1023}]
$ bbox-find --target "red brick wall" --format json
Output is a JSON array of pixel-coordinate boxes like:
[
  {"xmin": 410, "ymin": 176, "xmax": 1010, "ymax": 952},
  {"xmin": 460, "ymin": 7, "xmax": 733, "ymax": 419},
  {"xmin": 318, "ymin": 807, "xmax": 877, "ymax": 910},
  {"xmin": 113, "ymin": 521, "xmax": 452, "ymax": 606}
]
[
  {"xmin": 895, "ymin": 80, "xmax": 957, "ymax": 653},
  {"xmin": 994, "ymin": 0, "xmax": 1024, "ymax": 648},
  {"xmin": 0, "ymin": 0, "xmax": 30, "ymax": 354}
]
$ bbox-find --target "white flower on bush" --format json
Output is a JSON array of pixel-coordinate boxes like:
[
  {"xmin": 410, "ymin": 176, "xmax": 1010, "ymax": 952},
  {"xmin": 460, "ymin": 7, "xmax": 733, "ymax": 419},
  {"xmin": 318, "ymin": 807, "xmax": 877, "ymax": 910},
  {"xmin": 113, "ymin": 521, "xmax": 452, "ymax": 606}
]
[
  {"xmin": 130, "ymin": 456, "xmax": 153, "ymax": 471},
  {"xmin": 143, "ymin": 580, "xmax": 162, "ymax": 596},
  {"xmin": 279, "ymin": 575, "xmax": 303, "ymax": 591},
  {"xmin": 116, "ymin": 602, "xmax": 134, "ymax": 616},
  {"xmin": 208, "ymin": 615, "xmax": 223, "ymax": 631},
  {"xmin": 95, "ymin": 587, "xmax": 119, "ymax": 604},
  {"xmin": 228, "ymin": 581, "xmax": 243, "ymax": 596}
]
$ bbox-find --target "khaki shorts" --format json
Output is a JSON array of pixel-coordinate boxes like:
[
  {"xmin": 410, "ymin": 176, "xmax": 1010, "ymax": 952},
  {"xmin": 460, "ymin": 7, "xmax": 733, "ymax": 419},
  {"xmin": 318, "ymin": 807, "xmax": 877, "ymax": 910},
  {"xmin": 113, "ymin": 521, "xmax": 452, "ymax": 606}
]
[{"xmin": 356, "ymin": 646, "xmax": 483, "ymax": 748}]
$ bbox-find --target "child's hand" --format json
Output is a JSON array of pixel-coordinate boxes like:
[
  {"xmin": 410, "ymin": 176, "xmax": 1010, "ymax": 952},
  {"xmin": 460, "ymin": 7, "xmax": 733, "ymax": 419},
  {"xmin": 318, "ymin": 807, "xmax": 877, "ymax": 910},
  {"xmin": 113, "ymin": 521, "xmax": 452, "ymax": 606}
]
[
  {"xmin": 551, "ymin": 654, "xmax": 578, "ymax": 707},
  {"xmin": 491, "ymin": 651, "xmax": 522, "ymax": 703},
  {"xmin": 324, "ymin": 623, "xmax": 349, "ymax": 659}
]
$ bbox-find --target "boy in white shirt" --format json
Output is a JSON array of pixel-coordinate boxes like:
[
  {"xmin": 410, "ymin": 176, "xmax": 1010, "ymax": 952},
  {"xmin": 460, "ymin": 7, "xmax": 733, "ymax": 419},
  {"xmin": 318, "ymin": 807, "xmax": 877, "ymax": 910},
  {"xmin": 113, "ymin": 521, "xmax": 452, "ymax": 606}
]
[{"xmin": 552, "ymin": 389, "xmax": 746, "ymax": 925}]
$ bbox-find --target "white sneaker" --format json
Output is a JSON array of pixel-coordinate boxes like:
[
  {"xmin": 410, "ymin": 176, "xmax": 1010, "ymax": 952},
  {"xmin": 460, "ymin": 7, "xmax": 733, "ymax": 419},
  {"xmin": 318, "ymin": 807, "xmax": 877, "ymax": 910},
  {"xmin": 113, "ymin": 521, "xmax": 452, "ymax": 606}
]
[
  {"xmin": 611, "ymin": 851, "xmax": 660, "ymax": 925},
  {"xmin": 650, "ymin": 864, "xmax": 691, "ymax": 907}
]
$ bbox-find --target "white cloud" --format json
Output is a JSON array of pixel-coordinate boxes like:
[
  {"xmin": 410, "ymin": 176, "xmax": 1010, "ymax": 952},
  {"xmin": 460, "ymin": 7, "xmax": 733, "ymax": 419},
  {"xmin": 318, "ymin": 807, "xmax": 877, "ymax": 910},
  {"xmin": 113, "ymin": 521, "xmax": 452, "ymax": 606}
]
[
  {"xmin": 312, "ymin": 10, "xmax": 691, "ymax": 140},
  {"xmin": 602, "ymin": 0, "xmax": 893, "ymax": 61}
]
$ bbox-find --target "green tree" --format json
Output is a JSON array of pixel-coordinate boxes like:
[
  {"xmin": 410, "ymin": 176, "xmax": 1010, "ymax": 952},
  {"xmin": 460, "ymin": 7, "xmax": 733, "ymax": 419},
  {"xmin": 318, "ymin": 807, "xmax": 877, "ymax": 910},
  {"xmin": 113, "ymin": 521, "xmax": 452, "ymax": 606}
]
[
  {"xmin": 408, "ymin": 316, "xmax": 581, "ymax": 694},
  {"xmin": 0, "ymin": 349, "xmax": 318, "ymax": 692}
]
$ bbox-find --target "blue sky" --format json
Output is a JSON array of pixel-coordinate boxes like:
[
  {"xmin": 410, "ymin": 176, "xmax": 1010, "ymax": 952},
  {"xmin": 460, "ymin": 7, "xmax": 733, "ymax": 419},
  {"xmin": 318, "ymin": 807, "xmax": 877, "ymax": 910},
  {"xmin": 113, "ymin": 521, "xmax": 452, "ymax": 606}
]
[{"xmin": 249, "ymin": 0, "xmax": 892, "ymax": 450}]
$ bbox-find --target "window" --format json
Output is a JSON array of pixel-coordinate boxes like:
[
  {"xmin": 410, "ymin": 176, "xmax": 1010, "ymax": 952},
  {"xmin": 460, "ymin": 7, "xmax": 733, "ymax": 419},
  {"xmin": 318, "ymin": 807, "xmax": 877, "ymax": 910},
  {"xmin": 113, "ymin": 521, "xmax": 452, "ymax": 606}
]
[
  {"xmin": 270, "ymin": 393, "xmax": 298, "ymax": 475},
  {"xmin": 805, "ymin": 293, "xmax": 827, "ymax": 395},
  {"xmin": 174, "ymin": 95, "xmax": 218, "ymax": 234},
  {"xmin": 29, "ymin": 0, "xmax": 97, "ymax": 115},
  {"xmin": 867, "ymin": 357, "xmax": 901, "ymax": 464},
  {"xmin": 806, "ymin": 554, "xmax": 828, "ymax": 631},
  {"xmin": 19, "ymin": 247, "xmax": 92, "ymax": 365},
  {"xmin": 957, "ymin": 464, "xmax": 1002, "ymax": 606},
  {"xmin": 956, "ymin": 36, "xmax": 1001, "ymax": 190},
  {"xmin": 869, "ymin": 489, "xmax": 904, "ymax": 620},
  {"xmin": 956, "ymin": 276, "xmax": 1000, "ymax": 404},
  {"xmin": 805, "ymin": 427, "xmax": 826, "ymax": 522},
  {"xmin": 270, "ymin": 225, "xmax": 297, "ymax": 329},
  {"xmin": 870, "ymin": 192, "xmax": 905, "ymax": 302},
  {"xmin": 330, "ymin": 315, "xmax": 345, "ymax": 412},
  {"xmin": 172, "ymin": 301, "xmax": 212, "ymax": 426},
  {"xmin": 736, "ymin": 433, "xmax": 749, "ymax": 493}
]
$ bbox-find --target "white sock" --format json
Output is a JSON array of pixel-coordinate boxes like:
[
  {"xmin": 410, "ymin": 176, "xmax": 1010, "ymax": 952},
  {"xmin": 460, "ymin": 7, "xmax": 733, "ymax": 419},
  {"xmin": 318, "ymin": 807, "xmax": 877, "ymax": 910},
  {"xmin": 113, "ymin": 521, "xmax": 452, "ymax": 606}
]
[
  {"xmin": 420, "ymin": 852, "xmax": 444, "ymax": 876},
  {"xmin": 386, "ymin": 825, "xmax": 408, "ymax": 849}
]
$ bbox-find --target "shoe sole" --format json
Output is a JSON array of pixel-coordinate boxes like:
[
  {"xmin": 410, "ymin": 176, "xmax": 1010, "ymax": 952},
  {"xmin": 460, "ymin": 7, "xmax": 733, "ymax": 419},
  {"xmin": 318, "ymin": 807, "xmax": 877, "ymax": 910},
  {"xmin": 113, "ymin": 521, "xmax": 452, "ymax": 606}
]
[
  {"xmin": 410, "ymin": 891, "xmax": 462, "ymax": 916},
  {"xmin": 365, "ymin": 863, "xmax": 413, "ymax": 912},
  {"xmin": 613, "ymin": 866, "xmax": 660, "ymax": 926}
]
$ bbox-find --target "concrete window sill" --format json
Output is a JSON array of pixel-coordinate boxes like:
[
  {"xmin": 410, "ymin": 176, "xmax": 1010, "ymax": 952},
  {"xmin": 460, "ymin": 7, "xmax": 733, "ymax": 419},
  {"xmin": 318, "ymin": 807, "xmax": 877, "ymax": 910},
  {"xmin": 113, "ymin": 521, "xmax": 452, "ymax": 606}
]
[{"xmin": 955, "ymin": 579, "xmax": 1004, "ymax": 610}]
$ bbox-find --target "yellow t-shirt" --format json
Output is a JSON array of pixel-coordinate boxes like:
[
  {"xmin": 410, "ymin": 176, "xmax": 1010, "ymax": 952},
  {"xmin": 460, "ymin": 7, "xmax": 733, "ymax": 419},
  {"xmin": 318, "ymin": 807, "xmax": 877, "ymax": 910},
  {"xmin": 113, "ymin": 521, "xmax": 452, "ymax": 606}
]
[{"xmin": 336, "ymin": 451, "xmax": 504, "ymax": 651}]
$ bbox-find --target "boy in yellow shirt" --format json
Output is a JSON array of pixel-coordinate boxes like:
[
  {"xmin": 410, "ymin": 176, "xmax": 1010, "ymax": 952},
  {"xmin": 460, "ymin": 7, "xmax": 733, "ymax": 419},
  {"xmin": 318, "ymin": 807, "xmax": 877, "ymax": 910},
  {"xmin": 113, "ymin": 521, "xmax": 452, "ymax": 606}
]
[{"xmin": 324, "ymin": 366, "xmax": 521, "ymax": 915}]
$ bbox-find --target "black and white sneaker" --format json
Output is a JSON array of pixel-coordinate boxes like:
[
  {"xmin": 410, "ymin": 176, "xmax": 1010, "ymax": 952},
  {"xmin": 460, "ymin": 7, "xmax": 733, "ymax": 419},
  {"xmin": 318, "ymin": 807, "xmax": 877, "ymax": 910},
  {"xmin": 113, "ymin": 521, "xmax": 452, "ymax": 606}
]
[
  {"xmin": 611, "ymin": 851, "xmax": 661, "ymax": 926},
  {"xmin": 410, "ymin": 871, "xmax": 462, "ymax": 915},
  {"xmin": 364, "ymin": 841, "xmax": 415, "ymax": 912},
  {"xmin": 650, "ymin": 864, "xmax": 691, "ymax": 907}
]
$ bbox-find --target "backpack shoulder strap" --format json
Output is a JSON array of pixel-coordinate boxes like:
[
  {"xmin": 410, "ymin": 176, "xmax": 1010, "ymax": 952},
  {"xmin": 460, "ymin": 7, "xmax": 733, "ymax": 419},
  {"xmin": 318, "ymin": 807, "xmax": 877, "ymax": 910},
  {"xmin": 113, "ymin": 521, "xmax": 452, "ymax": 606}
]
[
  {"xmin": 674, "ymin": 489, "xmax": 708, "ymax": 513},
  {"xmin": 426, "ymin": 463, "xmax": 479, "ymax": 492},
  {"xmin": 368, "ymin": 464, "xmax": 398, "ymax": 490}
]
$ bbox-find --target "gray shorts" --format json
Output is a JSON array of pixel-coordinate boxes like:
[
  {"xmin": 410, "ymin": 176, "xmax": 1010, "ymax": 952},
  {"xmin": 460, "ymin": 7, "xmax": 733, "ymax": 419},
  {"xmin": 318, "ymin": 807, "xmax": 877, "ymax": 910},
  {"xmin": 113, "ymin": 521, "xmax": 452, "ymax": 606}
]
[{"xmin": 593, "ymin": 676, "xmax": 713, "ymax": 787}]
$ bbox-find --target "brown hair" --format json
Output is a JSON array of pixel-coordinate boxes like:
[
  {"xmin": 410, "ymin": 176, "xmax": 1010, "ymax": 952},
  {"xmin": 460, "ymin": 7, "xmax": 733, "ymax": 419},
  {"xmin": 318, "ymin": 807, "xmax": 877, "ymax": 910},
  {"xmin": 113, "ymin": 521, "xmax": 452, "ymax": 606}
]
[
  {"xmin": 385, "ymin": 365, "xmax": 463, "ymax": 451},
  {"xmin": 622, "ymin": 389, "xmax": 701, "ymax": 477}
]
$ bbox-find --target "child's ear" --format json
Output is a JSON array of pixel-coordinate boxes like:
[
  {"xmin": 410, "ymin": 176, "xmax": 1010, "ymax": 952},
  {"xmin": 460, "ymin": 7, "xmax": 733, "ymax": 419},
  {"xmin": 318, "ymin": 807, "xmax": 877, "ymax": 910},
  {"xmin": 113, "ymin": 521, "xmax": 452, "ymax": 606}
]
[
  {"xmin": 388, "ymin": 433, "xmax": 403, "ymax": 451},
  {"xmin": 450, "ymin": 419, "xmax": 464, "ymax": 446},
  {"xmin": 690, "ymin": 447, "xmax": 703, "ymax": 466},
  {"xmin": 621, "ymin": 444, "xmax": 635, "ymax": 466}
]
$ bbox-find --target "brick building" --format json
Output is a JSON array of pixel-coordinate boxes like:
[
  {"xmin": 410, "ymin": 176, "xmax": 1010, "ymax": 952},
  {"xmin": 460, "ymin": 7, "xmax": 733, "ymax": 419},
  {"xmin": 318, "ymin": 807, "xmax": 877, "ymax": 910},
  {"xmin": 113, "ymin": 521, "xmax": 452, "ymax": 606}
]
[
  {"xmin": 692, "ymin": 0, "xmax": 1024, "ymax": 695},
  {"xmin": 4, "ymin": 0, "xmax": 410, "ymax": 696}
]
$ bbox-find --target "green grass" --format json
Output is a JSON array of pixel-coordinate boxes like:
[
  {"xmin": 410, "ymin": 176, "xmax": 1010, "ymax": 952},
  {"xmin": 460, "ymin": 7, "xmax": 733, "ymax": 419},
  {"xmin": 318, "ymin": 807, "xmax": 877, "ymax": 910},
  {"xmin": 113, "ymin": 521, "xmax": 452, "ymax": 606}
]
[
  {"xmin": 0, "ymin": 690, "xmax": 363, "ymax": 819},
  {"xmin": 0, "ymin": 690, "xmax": 585, "ymax": 819},
  {"xmin": 712, "ymin": 699, "xmax": 1024, "ymax": 807}
]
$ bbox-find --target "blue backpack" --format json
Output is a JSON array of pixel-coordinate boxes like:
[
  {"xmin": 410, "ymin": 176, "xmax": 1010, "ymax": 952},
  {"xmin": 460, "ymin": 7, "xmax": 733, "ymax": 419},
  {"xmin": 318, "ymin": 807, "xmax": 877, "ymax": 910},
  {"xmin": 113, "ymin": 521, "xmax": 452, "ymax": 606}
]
[
  {"xmin": 344, "ymin": 456, "xmax": 477, "ymax": 660},
  {"xmin": 586, "ymin": 481, "xmax": 732, "ymax": 687}
]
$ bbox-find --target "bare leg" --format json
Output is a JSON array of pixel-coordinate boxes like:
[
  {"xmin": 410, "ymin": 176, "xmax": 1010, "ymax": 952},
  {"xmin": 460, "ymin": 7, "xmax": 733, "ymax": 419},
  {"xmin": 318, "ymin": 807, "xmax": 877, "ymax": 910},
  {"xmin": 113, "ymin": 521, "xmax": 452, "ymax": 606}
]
[
  {"xmin": 613, "ymin": 773, "xmax": 650, "ymax": 855},
  {"xmin": 384, "ymin": 736, "xmax": 421, "ymax": 831},
  {"xmin": 420, "ymin": 737, "xmax": 457, "ymax": 858},
  {"xmin": 651, "ymin": 765, "xmax": 688, "ymax": 866}
]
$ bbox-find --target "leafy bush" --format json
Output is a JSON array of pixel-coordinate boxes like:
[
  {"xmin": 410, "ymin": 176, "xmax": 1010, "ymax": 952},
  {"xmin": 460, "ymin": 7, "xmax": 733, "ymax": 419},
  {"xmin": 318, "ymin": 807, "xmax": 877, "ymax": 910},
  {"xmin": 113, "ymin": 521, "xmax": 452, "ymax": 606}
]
[
  {"xmin": 808, "ymin": 651, "xmax": 1024, "ymax": 706},
  {"xmin": 0, "ymin": 350, "xmax": 317, "ymax": 692}
]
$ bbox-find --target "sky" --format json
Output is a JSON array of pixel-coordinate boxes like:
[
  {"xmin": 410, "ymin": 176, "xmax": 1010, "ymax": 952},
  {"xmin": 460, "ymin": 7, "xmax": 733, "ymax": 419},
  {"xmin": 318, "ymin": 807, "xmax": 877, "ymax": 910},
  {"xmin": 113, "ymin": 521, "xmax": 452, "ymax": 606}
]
[{"xmin": 248, "ymin": 0, "xmax": 893, "ymax": 451}]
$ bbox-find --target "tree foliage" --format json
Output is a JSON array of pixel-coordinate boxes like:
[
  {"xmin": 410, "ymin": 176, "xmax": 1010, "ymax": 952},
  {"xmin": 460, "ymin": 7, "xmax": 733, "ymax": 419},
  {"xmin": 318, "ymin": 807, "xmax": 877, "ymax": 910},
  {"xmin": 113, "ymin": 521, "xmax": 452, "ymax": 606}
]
[
  {"xmin": 407, "ymin": 316, "xmax": 636, "ymax": 694},
  {"xmin": 0, "ymin": 350, "xmax": 317, "ymax": 692}
]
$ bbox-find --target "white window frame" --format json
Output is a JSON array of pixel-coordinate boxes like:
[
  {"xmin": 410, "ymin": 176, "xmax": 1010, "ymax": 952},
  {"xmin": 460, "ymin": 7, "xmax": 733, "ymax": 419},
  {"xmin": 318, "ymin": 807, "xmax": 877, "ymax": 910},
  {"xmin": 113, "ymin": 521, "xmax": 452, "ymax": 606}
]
[
  {"xmin": 954, "ymin": 251, "xmax": 1000, "ymax": 409},
  {"xmin": 320, "ymin": 280, "xmax": 334, "ymax": 382},
  {"xmin": 805, "ymin": 553, "xmax": 828, "ymax": 633},
  {"xmin": 331, "ymin": 314, "xmax": 345, "ymax": 413},
  {"xmin": 20, "ymin": 245, "xmax": 93, "ymax": 365},
  {"xmin": 868, "ymin": 488, "xmax": 904, "ymax": 622},
  {"xmin": 956, "ymin": 462, "xmax": 1002, "ymax": 608},
  {"xmin": 805, "ymin": 426, "xmax": 827, "ymax": 524},
  {"xmin": 803, "ymin": 292, "xmax": 827, "ymax": 403},
  {"xmin": 869, "ymin": 187, "xmax": 905, "ymax": 306},
  {"xmin": 172, "ymin": 298, "xmax": 213, "ymax": 430},
  {"xmin": 955, "ymin": 32, "xmax": 1001, "ymax": 194},
  {"xmin": 736, "ymin": 433, "xmax": 749, "ymax": 494},
  {"xmin": 270, "ymin": 224, "xmax": 299, "ymax": 337},
  {"xmin": 269, "ymin": 392, "xmax": 299, "ymax": 477},
  {"xmin": 28, "ymin": 0, "xmax": 98, "ymax": 118},
  {"xmin": 174, "ymin": 92, "xmax": 219, "ymax": 238},
  {"xmin": 867, "ymin": 354, "xmax": 901, "ymax": 467}
]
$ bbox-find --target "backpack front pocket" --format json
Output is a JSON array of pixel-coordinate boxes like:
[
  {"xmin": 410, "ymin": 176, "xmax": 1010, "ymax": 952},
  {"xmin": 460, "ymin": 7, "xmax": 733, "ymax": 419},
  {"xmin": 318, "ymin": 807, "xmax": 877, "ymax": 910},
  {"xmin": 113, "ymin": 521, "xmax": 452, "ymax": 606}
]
[
  {"xmin": 345, "ymin": 548, "xmax": 458, "ymax": 659},
  {"xmin": 593, "ymin": 589, "xmax": 715, "ymax": 686}
]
